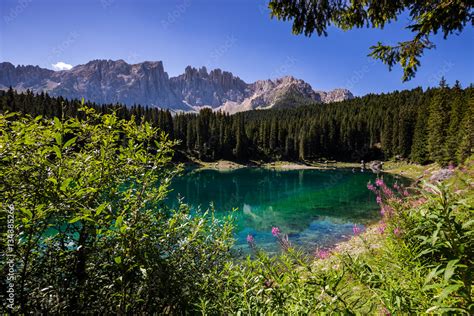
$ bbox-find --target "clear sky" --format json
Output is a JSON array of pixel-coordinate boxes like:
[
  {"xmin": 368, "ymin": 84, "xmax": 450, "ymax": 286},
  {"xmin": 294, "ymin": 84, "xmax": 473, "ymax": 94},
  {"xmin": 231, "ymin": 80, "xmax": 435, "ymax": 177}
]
[{"xmin": 1, "ymin": 0, "xmax": 473, "ymax": 96}]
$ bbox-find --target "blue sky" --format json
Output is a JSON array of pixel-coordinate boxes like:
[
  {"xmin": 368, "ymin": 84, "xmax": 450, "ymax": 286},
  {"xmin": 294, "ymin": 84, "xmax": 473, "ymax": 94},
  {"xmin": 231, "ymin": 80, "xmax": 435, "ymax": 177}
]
[{"xmin": 1, "ymin": 0, "xmax": 473, "ymax": 96}]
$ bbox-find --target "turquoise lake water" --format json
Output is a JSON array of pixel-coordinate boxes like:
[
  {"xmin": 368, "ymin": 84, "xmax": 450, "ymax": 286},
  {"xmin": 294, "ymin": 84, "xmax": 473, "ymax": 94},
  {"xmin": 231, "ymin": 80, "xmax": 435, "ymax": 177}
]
[{"xmin": 166, "ymin": 168, "xmax": 403, "ymax": 254}]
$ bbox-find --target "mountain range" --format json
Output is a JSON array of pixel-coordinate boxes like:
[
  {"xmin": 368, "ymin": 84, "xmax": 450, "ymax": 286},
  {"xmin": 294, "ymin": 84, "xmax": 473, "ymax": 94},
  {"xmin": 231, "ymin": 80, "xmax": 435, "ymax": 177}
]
[{"xmin": 0, "ymin": 60, "xmax": 353, "ymax": 113}]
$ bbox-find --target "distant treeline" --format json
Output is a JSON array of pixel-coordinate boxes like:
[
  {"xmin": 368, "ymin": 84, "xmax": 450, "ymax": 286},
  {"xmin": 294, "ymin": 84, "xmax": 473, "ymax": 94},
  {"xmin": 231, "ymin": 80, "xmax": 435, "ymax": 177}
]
[{"xmin": 1, "ymin": 81, "xmax": 472, "ymax": 165}]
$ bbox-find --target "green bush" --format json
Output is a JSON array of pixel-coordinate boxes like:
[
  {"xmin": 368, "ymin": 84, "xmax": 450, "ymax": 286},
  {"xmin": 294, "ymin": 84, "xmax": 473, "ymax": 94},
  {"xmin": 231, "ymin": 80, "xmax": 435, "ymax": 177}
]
[{"xmin": 0, "ymin": 107, "xmax": 234, "ymax": 314}]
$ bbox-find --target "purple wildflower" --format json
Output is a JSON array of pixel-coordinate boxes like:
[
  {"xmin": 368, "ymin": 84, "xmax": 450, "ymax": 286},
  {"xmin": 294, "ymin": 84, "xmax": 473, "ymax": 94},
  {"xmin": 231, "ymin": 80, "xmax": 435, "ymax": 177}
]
[
  {"xmin": 375, "ymin": 178, "xmax": 384, "ymax": 187},
  {"xmin": 271, "ymin": 226, "xmax": 280, "ymax": 237},
  {"xmin": 353, "ymin": 224, "xmax": 361, "ymax": 235},
  {"xmin": 382, "ymin": 186, "xmax": 394, "ymax": 197},
  {"xmin": 378, "ymin": 222, "xmax": 387, "ymax": 234},
  {"xmin": 367, "ymin": 182, "xmax": 376, "ymax": 192},
  {"xmin": 246, "ymin": 234, "xmax": 254, "ymax": 244},
  {"xmin": 317, "ymin": 249, "xmax": 330, "ymax": 259},
  {"xmin": 382, "ymin": 307, "xmax": 392, "ymax": 316},
  {"xmin": 393, "ymin": 183, "xmax": 400, "ymax": 190},
  {"xmin": 383, "ymin": 205, "xmax": 394, "ymax": 217},
  {"xmin": 393, "ymin": 227, "xmax": 401, "ymax": 237},
  {"xmin": 376, "ymin": 196, "xmax": 382, "ymax": 204},
  {"xmin": 403, "ymin": 190, "xmax": 409, "ymax": 196}
]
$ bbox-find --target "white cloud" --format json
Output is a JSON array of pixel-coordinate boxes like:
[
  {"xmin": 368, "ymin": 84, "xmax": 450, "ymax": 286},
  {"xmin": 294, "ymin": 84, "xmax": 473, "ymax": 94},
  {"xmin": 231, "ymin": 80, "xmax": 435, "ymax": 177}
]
[{"xmin": 52, "ymin": 61, "xmax": 73, "ymax": 71}]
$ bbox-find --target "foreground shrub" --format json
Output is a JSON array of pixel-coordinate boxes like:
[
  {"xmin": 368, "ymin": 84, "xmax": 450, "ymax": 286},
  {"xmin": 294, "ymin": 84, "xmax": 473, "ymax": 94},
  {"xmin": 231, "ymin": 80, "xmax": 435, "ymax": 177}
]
[{"xmin": 0, "ymin": 107, "xmax": 234, "ymax": 314}]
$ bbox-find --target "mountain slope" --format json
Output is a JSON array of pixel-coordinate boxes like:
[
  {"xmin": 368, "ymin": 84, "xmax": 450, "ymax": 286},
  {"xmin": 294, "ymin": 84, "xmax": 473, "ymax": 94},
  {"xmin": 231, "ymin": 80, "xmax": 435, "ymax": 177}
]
[{"xmin": 0, "ymin": 60, "xmax": 353, "ymax": 112}]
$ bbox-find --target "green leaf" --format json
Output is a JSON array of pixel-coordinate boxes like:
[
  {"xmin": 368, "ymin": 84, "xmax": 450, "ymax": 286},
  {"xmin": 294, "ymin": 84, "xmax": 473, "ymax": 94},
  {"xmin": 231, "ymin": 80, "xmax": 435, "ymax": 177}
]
[
  {"xmin": 114, "ymin": 256, "xmax": 122, "ymax": 264},
  {"xmin": 115, "ymin": 215, "xmax": 123, "ymax": 228},
  {"xmin": 54, "ymin": 117, "xmax": 62, "ymax": 129},
  {"xmin": 48, "ymin": 177, "xmax": 58, "ymax": 185},
  {"xmin": 63, "ymin": 136, "xmax": 77, "ymax": 149},
  {"xmin": 53, "ymin": 145, "xmax": 62, "ymax": 159},
  {"xmin": 95, "ymin": 202, "xmax": 107, "ymax": 216},
  {"xmin": 443, "ymin": 260, "xmax": 459, "ymax": 282},
  {"xmin": 69, "ymin": 216, "xmax": 82, "ymax": 224},
  {"xmin": 20, "ymin": 208, "xmax": 32, "ymax": 219},
  {"xmin": 60, "ymin": 178, "xmax": 73, "ymax": 192},
  {"xmin": 54, "ymin": 132, "xmax": 62, "ymax": 146}
]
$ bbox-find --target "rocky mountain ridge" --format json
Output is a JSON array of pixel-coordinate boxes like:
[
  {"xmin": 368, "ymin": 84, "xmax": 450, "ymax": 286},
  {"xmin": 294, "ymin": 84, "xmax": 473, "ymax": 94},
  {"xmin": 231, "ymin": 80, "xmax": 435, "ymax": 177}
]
[{"xmin": 0, "ymin": 60, "xmax": 353, "ymax": 113}]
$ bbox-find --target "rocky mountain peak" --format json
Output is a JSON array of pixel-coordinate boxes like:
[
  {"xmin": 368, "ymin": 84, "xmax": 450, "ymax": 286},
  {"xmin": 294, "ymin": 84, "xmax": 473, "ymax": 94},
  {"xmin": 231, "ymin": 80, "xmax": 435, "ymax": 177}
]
[{"xmin": 0, "ymin": 59, "xmax": 353, "ymax": 112}]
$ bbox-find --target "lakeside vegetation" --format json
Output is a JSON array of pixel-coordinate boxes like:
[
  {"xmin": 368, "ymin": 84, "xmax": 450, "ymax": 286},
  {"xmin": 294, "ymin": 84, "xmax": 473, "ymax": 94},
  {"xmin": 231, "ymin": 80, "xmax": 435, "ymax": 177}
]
[
  {"xmin": 1, "ymin": 101, "xmax": 473, "ymax": 313},
  {"xmin": 2, "ymin": 80, "xmax": 472, "ymax": 166}
]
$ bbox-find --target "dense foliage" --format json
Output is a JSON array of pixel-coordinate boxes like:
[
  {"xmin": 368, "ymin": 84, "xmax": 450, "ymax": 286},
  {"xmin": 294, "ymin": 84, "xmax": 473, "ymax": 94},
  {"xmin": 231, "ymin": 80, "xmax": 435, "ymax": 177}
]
[
  {"xmin": 0, "ymin": 107, "xmax": 234, "ymax": 313},
  {"xmin": 2, "ymin": 82, "xmax": 472, "ymax": 165},
  {"xmin": 268, "ymin": 0, "xmax": 473, "ymax": 81},
  {"xmin": 0, "ymin": 104, "xmax": 472, "ymax": 314}
]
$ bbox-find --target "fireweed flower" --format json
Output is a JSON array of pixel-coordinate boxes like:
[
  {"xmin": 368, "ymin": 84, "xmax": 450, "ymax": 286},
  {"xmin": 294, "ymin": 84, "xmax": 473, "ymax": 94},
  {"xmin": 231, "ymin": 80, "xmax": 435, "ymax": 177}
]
[
  {"xmin": 375, "ymin": 178, "xmax": 384, "ymax": 187},
  {"xmin": 353, "ymin": 224, "xmax": 361, "ymax": 235},
  {"xmin": 393, "ymin": 182, "xmax": 400, "ymax": 190},
  {"xmin": 410, "ymin": 197, "xmax": 427, "ymax": 207},
  {"xmin": 382, "ymin": 307, "xmax": 392, "ymax": 316},
  {"xmin": 317, "ymin": 249, "xmax": 330, "ymax": 259},
  {"xmin": 393, "ymin": 227, "xmax": 401, "ymax": 237},
  {"xmin": 382, "ymin": 186, "xmax": 394, "ymax": 197},
  {"xmin": 382, "ymin": 205, "xmax": 394, "ymax": 217},
  {"xmin": 271, "ymin": 226, "xmax": 280, "ymax": 237},
  {"xmin": 367, "ymin": 182, "xmax": 376, "ymax": 192},
  {"xmin": 378, "ymin": 222, "xmax": 387, "ymax": 234},
  {"xmin": 376, "ymin": 196, "xmax": 383, "ymax": 204},
  {"xmin": 246, "ymin": 234, "xmax": 254, "ymax": 244}
]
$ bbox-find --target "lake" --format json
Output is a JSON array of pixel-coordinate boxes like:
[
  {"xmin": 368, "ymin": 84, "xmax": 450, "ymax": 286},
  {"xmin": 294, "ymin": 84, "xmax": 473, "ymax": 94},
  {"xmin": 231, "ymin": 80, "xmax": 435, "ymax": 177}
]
[{"xmin": 166, "ymin": 167, "xmax": 403, "ymax": 254}]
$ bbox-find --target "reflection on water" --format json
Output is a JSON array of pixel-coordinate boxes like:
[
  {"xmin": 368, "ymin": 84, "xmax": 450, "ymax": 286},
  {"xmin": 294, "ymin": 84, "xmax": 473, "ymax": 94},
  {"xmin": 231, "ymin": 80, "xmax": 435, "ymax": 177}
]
[{"xmin": 166, "ymin": 168, "xmax": 404, "ymax": 254}]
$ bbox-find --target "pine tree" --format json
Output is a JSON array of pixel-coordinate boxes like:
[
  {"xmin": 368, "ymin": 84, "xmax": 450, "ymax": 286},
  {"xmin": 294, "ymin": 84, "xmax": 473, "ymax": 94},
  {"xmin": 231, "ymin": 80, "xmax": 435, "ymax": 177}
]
[
  {"xmin": 427, "ymin": 85, "xmax": 450, "ymax": 165},
  {"xmin": 410, "ymin": 103, "xmax": 430, "ymax": 164},
  {"xmin": 298, "ymin": 132, "xmax": 305, "ymax": 161},
  {"xmin": 444, "ymin": 85, "xmax": 465, "ymax": 163},
  {"xmin": 456, "ymin": 89, "xmax": 473, "ymax": 163}
]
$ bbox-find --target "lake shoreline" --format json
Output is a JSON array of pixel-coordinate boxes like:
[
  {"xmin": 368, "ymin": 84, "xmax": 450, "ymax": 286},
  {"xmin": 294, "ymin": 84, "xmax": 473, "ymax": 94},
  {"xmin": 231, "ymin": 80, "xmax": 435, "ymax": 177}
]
[
  {"xmin": 186, "ymin": 159, "xmax": 435, "ymax": 181},
  {"xmin": 322, "ymin": 161, "xmax": 441, "ymax": 260}
]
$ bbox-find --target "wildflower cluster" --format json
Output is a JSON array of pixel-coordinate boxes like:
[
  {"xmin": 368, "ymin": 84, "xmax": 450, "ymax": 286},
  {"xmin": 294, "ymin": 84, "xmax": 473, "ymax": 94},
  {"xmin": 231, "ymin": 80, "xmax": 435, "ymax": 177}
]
[{"xmin": 367, "ymin": 177, "xmax": 408, "ymax": 237}]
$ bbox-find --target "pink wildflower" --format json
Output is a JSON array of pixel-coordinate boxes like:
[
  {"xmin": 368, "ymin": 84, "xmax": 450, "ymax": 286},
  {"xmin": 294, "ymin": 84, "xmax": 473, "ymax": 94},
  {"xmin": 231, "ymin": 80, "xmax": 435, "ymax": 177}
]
[
  {"xmin": 393, "ymin": 227, "xmax": 401, "ymax": 237},
  {"xmin": 384, "ymin": 205, "xmax": 394, "ymax": 217},
  {"xmin": 378, "ymin": 222, "xmax": 387, "ymax": 234},
  {"xmin": 382, "ymin": 186, "xmax": 394, "ymax": 197},
  {"xmin": 376, "ymin": 196, "xmax": 382, "ymax": 204},
  {"xmin": 375, "ymin": 178, "xmax": 384, "ymax": 187},
  {"xmin": 353, "ymin": 224, "xmax": 361, "ymax": 235},
  {"xmin": 317, "ymin": 249, "xmax": 330, "ymax": 259},
  {"xmin": 271, "ymin": 226, "xmax": 280, "ymax": 237},
  {"xmin": 246, "ymin": 234, "xmax": 254, "ymax": 244},
  {"xmin": 393, "ymin": 183, "xmax": 400, "ymax": 190},
  {"xmin": 382, "ymin": 307, "xmax": 392, "ymax": 316},
  {"xmin": 367, "ymin": 182, "xmax": 376, "ymax": 192},
  {"xmin": 403, "ymin": 190, "xmax": 409, "ymax": 196},
  {"xmin": 410, "ymin": 197, "xmax": 427, "ymax": 207}
]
